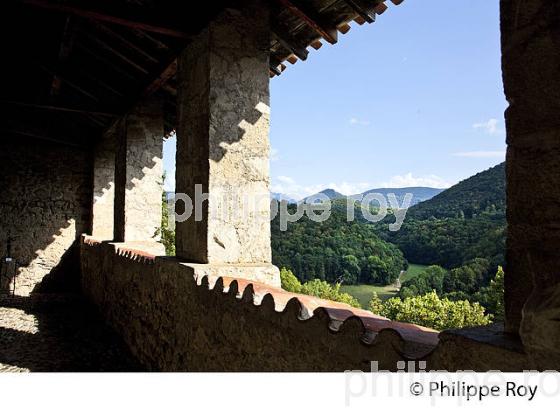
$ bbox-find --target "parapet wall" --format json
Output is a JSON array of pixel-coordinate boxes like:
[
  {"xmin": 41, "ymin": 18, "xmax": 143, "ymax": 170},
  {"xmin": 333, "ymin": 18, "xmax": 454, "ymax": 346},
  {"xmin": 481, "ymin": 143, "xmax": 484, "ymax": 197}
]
[{"xmin": 80, "ymin": 236, "xmax": 532, "ymax": 371}]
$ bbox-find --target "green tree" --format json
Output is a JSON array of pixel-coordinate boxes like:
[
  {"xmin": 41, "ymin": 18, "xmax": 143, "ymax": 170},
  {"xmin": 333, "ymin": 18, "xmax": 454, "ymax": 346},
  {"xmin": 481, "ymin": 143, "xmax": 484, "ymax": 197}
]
[
  {"xmin": 156, "ymin": 172, "xmax": 175, "ymax": 256},
  {"xmin": 362, "ymin": 255, "xmax": 387, "ymax": 284},
  {"xmin": 399, "ymin": 265, "xmax": 447, "ymax": 297},
  {"xmin": 271, "ymin": 199, "xmax": 406, "ymax": 286},
  {"xmin": 301, "ymin": 280, "xmax": 361, "ymax": 308},
  {"xmin": 368, "ymin": 291, "xmax": 491, "ymax": 331},
  {"xmin": 280, "ymin": 268, "xmax": 360, "ymax": 308},
  {"xmin": 473, "ymin": 266, "xmax": 505, "ymax": 320},
  {"xmin": 341, "ymin": 255, "xmax": 360, "ymax": 285},
  {"xmin": 280, "ymin": 267, "xmax": 302, "ymax": 293},
  {"xmin": 368, "ymin": 292, "xmax": 384, "ymax": 314}
]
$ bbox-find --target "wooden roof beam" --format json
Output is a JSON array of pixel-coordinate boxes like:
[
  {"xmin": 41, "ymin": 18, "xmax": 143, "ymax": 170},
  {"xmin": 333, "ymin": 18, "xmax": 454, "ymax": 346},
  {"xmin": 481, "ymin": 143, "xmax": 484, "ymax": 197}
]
[
  {"xmin": 0, "ymin": 100, "xmax": 118, "ymax": 117},
  {"xmin": 50, "ymin": 15, "xmax": 76, "ymax": 99},
  {"xmin": 343, "ymin": 0, "xmax": 376, "ymax": 24},
  {"xmin": 272, "ymin": 26, "xmax": 309, "ymax": 61},
  {"xmin": 142, "ymin": 59, "xmax": 177, "ymax": 98},
  {"xmin": 81, "ymin": 30, "xmax": 149, "ymax": 75},
  {"xmin": 22, "ymin": 0, "xmax": 191, "ymax": 39},
  {"xmin": 76, "ymin": 42, "xmax": 138, "ymax": 82},
  {"xmin": 38, "ymin": 63, "xmax": 100, "ymax": 102},
  {"xmin": 276, "ymin": 0, "xmax": 338, "ymax": 45},
  {"xmin": 269, "ymin": 56, "xmax": 283, "ymax": 76},
  {"xmin": 92, "ymin": 22, "xmax": 159, "ymax": 64},
  {"xmin": 130, "ymin": 29, "xmax": 170, "ymax": 51}
]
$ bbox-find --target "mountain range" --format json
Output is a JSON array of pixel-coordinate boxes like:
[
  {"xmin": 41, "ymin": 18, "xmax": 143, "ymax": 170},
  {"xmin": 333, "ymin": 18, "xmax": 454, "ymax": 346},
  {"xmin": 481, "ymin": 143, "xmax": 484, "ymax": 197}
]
[{"xmin": 298, "ymin": 186, "xmax": 444, "ymax": 207}]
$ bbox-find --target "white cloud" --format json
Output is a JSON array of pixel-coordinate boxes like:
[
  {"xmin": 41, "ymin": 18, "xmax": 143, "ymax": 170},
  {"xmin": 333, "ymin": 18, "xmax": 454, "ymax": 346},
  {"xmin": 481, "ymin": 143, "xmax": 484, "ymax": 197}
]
[
  {"xmin": 452, "ymin": 151, "xmax": 506, "ymax": 158},
  {"xmin": 473, "ymin": 118, "xmax": 503, "ymax": 135},
  {"xmin": 349, "ymin": 117, "xmax": 370, "ymax": 126},
  {"xmin": 277, "ymin": 175, "xmax": 295, "ymax": 184},
  {"xmin": 379, "ymin": 173, "xmax": 452, "ymax": 189},
  {"xmin": 270, "ymin": 148, "xmax": 279, "ymax": 162}
]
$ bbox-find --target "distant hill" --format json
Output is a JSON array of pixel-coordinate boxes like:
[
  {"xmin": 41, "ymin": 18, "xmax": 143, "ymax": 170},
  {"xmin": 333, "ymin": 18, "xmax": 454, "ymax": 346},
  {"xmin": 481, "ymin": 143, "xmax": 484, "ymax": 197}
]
[
  {"xmin": 351, "ymin": 187, "xmax": 444, "ymax": 207},
  {"xmin": 302, "ymin": 189, "xmax": 345, "ymax": 203},
  {"xmin": 301, "ymin": 186, "xmax": 444, "ymax": 207}
]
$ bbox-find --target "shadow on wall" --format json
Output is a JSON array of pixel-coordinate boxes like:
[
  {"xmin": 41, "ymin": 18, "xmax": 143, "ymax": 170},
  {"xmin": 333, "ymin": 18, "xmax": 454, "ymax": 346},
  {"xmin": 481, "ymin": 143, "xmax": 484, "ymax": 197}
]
[
  {"xmin": 0, "ymin": 133, "xmax": 162, "ymax": 295},
  {"xmin": 0, "ymin": 76, "xmax": 263, "ymax": 294},
  {"xmin": 209, "ymin": 100, "xmax": 270, "ymax": 163},
  {"xmin": 0, "ymin": 139, "xmax": 92, "ymax": 295}
]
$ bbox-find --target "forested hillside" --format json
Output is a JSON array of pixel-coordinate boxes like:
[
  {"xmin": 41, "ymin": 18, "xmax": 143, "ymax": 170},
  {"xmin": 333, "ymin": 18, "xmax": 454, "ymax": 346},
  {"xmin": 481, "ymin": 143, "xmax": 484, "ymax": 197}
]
[
  {"xmin": 271, "ymin": 201, "xmax": 406, "ymax": 286},
  {"xmin": 377, "ymin": 162, "xmax": 506, "ymax": 270},
  {"xmin": 406, "ymin": 163, "xmax": 505, "ymax": 220}
]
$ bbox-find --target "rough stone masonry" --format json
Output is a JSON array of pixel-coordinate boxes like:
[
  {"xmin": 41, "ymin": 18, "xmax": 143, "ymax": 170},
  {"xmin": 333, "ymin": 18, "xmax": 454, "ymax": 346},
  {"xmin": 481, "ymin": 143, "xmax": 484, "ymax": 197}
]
[
  {"xmin": 0, "ymin": 140, "xmax": 91, "ymax": 295},
  {"xmin": 175, "ymin": 0, "xmax": 279, "ymax": 286}
]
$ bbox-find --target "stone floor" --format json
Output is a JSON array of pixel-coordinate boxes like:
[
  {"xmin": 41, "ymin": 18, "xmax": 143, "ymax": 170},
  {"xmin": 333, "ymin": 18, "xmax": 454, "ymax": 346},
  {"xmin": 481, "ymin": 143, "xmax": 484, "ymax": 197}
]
[{"xmin": 0, "ymin": 294, "xmax": 142, "ymax": 372}]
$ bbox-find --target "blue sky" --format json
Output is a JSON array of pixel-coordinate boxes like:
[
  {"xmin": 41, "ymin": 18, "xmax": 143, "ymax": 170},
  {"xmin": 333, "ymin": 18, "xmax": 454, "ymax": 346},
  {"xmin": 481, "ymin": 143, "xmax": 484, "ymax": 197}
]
[{"xmin": 164, "ymin": 0, "xmax": 507, "ymax": 199}]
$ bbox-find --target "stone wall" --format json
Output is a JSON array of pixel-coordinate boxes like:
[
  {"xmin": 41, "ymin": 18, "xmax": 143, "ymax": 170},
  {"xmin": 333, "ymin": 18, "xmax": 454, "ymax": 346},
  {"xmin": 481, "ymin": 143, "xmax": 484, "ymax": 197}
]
[
  {"xmin": 0, "ymin": 140, "xmax": 92, "ymax": 295},
  {"xmin": 114, "ymin": 99, "xmax": 163, "ymax": 243},
  {"xmin": 81, "ymin": 237, "xmax": 539, "ymax": 371},
  {"xmin": 92, "ymin": 123, "xmax": 117, "ymax": 239},
  {"xmin": 175, "ymin": 2, "xmax": 273, "ymax": 265},
  {"xmin": 501, "ymin": 0, "xmax": 560, "ymax": 368}
]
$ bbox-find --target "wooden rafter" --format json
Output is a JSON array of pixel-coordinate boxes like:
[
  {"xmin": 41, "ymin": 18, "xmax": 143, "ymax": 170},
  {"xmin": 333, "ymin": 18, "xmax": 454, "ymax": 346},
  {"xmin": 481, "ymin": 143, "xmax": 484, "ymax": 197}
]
[
  {"xmin": 76, "ymin": 42, "xmax": 138, "ymax": 81},
  {"xmin": 78, "ymin": 69, "xmax": 126, "ymax": 97},
  {"xmin": 22, "ymin": 0, "xmax": 192, "ymax": 39},
  {"xmin": 143, "ymin": 59, "xmax": 177, "ymax": 98},
  {"xmin": 130, "ymin": 29, "xmax": 170, "ymax": 51},
  {"xmin": 342, "ymin": 0, "xmax": 376, "ymax": 23},
  {"xmin": 272, "ymin": 25, "xmax": 309, "ymax": 61},
  {"xmin": 269, "ymin": 57, "xmax": 282, "ymax": 76},
  {"xmin": 50, "ymin": 15, "xmax": 76, "ymax": 99},
  {"xmin": 276, "ymin": 0, "xmax": 338, "ymax": 45},
  {"xmin": 38, "ymin": 64, "xmax": 99, "ymax": 102},
  {"xmin": 0, "ymin": 100, "xmax": 118, "ymax": 117},
  {"xmin": 81, "ymin": 30, "xmax": 149, "ymax": 74},
  {"xmin": 92, "ymin": 22, "xmax": 159, "ymax": 64}
]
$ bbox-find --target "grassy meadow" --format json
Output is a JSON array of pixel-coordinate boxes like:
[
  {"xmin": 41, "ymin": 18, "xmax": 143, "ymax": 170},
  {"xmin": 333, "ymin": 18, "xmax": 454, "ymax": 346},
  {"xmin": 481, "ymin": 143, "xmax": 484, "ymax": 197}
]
[{"xmin": 341, "ymin": 264, "xmax": 428, "ymax": 308}]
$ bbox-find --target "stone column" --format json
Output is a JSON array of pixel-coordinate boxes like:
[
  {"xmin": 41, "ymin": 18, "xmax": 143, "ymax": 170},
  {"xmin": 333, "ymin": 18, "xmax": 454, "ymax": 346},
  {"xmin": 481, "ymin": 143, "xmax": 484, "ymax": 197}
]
[
  {"xmin": 91, "ymin": 125, "xmax": 116, "ymax": 239},
  {"xmin": 501, "ymin": 0, "xmax": 560, "ymax": 367},
  {"xmin": 175, "ymin": 0, "xmax": 279, "ymax": 286},
  {"xmin": 113, "ymin": 97, "xmax": 164, "ymax": 243}
]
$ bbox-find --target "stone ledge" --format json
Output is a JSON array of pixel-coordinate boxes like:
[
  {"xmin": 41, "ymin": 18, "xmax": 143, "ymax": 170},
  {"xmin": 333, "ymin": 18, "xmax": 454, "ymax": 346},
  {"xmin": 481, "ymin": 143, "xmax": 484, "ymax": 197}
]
[
  {"xmin": 82, "ymin": 235, "xmax": 165, "ymax": 264},
  {"xmin": 429, "ymin": 323, "xmax": 531, "ymax": 371},
  {"xmin": 189, "ymin": 262, "xmax": 281, "ymax": 288},
  {"xmin": 81, "ymin": 235, "xmax": 440, "ymax": 365}
]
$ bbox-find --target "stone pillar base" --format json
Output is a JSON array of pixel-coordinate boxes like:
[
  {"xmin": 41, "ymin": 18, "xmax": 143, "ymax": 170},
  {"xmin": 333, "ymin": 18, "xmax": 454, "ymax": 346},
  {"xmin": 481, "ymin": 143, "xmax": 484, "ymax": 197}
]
[{"xmin": 184, "ymin": 263, "xmax": 280, "ymax": 288}]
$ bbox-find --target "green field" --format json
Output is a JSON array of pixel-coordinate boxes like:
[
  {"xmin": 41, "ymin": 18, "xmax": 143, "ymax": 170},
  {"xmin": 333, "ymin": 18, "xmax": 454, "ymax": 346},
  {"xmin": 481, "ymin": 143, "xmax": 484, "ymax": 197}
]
[
  {"xmin": 401, "ymin": 263, "xmax": 429, "ymax": 282},
  {"xmin": 341, "ymin": 264, "xmax": 428, "ymax": 308},
  {"xmin": 340, "ymin": 284, "xmax": 398, "ymax": 306}
]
